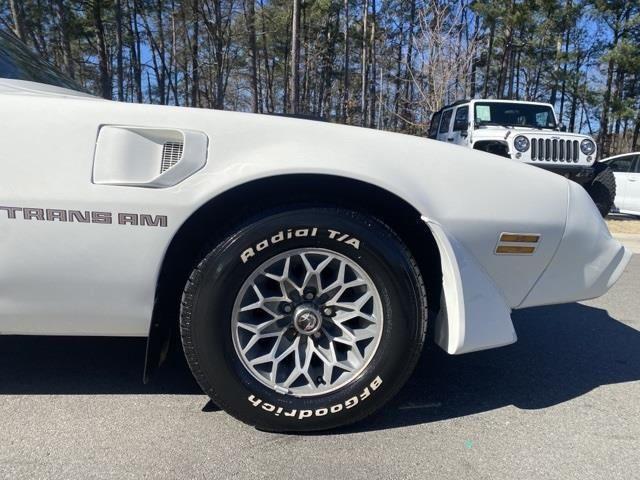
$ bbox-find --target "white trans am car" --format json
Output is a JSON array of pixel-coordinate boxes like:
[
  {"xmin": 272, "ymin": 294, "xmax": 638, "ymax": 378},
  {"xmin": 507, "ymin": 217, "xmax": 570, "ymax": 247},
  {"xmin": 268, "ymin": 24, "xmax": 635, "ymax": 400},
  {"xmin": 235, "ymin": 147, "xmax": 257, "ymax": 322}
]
[{"xmin": 0, "ymin": 31, "xmax": 632, "ymax": 432}]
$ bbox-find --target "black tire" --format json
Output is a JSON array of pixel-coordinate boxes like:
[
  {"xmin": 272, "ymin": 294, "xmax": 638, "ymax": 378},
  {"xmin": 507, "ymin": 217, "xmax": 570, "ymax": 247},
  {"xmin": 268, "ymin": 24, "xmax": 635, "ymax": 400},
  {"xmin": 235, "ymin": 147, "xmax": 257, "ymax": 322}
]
[
  {"xmin": 180, "ymin": 207, "xmax": 428, "ymax": 432},
  {"xmin": 585, "ymin": 163, "xmax": 616, "ymax": 217}
]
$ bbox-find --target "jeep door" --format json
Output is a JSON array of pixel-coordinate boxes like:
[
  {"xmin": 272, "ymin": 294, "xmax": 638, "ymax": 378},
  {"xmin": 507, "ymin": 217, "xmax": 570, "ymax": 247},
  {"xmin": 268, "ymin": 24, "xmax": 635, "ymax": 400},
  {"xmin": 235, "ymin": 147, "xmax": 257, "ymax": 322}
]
[
  {"xmin": 428, "ymin": 111, "xmax": 441, "ymax": 139},
  {"xmin": 436, "ymin": 108, "xmax": 453, "ymax": 143},
  {"xmin": 450, "ymin": 105, "xmax": 470, "ymax": 146}
]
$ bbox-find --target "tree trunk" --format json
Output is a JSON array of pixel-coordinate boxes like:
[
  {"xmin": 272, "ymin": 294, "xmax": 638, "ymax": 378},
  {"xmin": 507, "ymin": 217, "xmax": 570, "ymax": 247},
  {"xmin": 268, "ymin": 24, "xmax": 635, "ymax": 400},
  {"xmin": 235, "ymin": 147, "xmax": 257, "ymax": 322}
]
[
  {"xmin": 301, "ymin": 1, "xmax": 309, "ymax": 111},
  {"xmin": 368, "ymin": 0, "xmax": 377, "ymax": 128},
  {"xmin": 156, "ymin": 0, "xmax": 167, "ymax": 105},
  {"xmin": 342, "ymin": 0, "xmax": 350, "ymax": 123},
  {"xmin": 568, "ymin": 52, "xmax": 582, "ymax": 132},
  {"xmin": 318, "ymin": 7, "xmax": 336, "ymax": 117},
  {"xmin": 599, "ymin": 44, "xmax": 618, "ymax": 156},
  {"xmin": 209, "ymin": 0, "xmax": 226, "ymax": 109},
  {"xmin": 402, "ymin": 0, "xmax": 416, "ymax": 125},
  {"xmin": 558, "ymin": 22, "xmax": 571, "ymax": 119},
  {"xmin": 482, "ymin": 22, "xmax": 494, "ymax": 98},
  {"xmin": 116, "ymin": 0, "xmax": 125, "ymax": 101},
  {"xmin": 612, "ymin": 68, "xmax": 626, "ymax": 153},
  {"xmin": 515, "ymin": 49, "xmax": 521, "ymax": 99},
  {"xmin": 55, "ymin": 0, "xmax": 74, "ymax": 78},
  {"xmin": 244, "ymin": 0, "xmax": 260, "ymax": 113},
  {"xmin": 632, "ymin": 108, "xmax": 640, "ymax": 150},
  {"xmin": 130, "ymin": 0, "xmax": 143, "ymax": 102},
  {"xmin": 360, "ymin": 0, "xmax": 369, "ymax": 126},
  {"xmin": 548, "ymin": 36, "xmax": 562, "ymax": 105},
  {"xmin": 393, "ymin": 19, "xmax": 403, "ymax": 129},
  {"xmin": 496, "ymin": 27, "xmax": 512, "ymax": 99},
  {"xmin": 92, "ymin": 0, "xmax": 112, "ymax": 99},
  {"xmin": 282, "ymin": 11, "xmax": 291, "ymax": 112},
  {"xmin": 289, "ymin": 0, "xmax": 301, "ymax": 114},
  {"xmin": 8, "ymin": 0, "xmax": 25, "ymax": 40},
  {"xmin": 469, "ymin": 15, "xmax": 480, "ymax": 98},
  {"xmin": 507, "ymin": 47, "xmax": 515, "ymax": 98},
  {"xmin": 191, "ymin": 0, "xmax": 200, "ymax": 107},
  {"xmin": 258, "ymin": 0, "xmax": 274, "ymax": 112}
]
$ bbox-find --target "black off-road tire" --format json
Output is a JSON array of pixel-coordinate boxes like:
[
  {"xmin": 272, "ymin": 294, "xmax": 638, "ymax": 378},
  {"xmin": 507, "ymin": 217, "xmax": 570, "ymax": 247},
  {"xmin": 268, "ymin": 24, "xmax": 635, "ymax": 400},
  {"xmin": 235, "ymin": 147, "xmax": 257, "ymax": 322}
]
[
  {"xmin": 585, "ymin": 163, "xmax": 616, "ymax": 217},
  {"xmin": 179, "ymin": 207, "xmax": 428, "ymax": 432}
]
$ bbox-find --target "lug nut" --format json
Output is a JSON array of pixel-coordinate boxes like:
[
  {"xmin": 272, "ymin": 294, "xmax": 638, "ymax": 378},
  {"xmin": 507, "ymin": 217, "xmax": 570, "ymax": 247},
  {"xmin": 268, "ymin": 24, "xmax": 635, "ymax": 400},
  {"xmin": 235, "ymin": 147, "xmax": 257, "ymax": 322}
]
[
  {"xmin": 283, "ymin": 304, "xmax": 293, "ymax": 313},
  {"xmin": 323, "ymin": 307, "xmax": 332, "ymax": 316},
  {"xmin": 304, "ymin": 292, "xmax": 315, "ymax": 300}
]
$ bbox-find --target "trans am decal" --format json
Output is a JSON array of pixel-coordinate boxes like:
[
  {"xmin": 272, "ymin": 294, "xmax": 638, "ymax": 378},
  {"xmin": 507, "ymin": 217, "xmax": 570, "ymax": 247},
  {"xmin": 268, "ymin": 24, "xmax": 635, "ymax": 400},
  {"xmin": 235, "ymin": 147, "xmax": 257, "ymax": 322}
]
[{"xmin": 0, "ymin": 206, "xmax": 168, "ymax": 227}]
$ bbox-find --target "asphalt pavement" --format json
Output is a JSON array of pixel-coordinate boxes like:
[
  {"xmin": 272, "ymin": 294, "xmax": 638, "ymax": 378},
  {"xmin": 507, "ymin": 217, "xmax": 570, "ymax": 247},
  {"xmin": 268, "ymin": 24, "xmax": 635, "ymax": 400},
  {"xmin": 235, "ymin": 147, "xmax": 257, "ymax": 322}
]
[{"xmin": 1, "ymin": 257, "xmax": 639, "ymax": 480}]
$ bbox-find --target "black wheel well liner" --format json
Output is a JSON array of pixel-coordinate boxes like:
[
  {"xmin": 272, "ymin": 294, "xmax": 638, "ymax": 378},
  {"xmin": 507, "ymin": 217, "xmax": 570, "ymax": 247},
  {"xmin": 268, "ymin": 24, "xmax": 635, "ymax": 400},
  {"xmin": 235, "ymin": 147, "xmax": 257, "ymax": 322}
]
[
  {"xmin": 144, "ymin": 174, "xmax": 442, "ymax": 381},
  {"xmin": 473, "ymin": 140, "xmax": 508, "ymax": 146},
  {"xmin": 473, "ymin": 141, "xmax": 511, "ymax": 159}
]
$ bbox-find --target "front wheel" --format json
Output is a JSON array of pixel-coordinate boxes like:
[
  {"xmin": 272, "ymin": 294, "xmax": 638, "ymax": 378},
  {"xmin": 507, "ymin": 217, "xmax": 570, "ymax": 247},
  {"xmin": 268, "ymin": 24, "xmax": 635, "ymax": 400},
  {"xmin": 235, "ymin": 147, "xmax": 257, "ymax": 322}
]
[{"xmin": 180, "ymin": 207, "xmax": 428, "ymax": 432}]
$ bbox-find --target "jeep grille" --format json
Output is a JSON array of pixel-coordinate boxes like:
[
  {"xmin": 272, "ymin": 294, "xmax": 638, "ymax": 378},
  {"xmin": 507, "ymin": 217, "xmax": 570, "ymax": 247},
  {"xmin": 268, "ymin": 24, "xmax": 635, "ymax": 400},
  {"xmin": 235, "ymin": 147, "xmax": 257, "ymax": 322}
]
[{"xmin": 530, "ymin": 138, "xmax": 579, "ymax": 163}]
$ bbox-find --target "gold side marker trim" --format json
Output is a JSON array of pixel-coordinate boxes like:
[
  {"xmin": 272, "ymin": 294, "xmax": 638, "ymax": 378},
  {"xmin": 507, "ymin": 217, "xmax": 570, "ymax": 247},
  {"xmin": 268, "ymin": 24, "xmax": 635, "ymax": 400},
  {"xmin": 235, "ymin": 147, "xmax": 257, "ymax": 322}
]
[
  {"xmin": 496, "ymin": 245, "xmax": 536, "ymax": 255},
  {"xmin": 499, "ymin": 233, "xmax": 540, "ymax": 243},
  {"xmin": 495, "ymin": 232, "xmax": 541, "ymax": 255}
]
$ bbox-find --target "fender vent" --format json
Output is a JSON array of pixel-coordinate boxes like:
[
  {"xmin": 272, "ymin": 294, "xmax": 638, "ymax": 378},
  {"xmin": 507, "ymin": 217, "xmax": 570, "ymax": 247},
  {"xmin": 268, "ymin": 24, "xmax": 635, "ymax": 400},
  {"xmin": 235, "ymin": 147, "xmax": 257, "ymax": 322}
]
[{"xmin": 160, "ymin": 141, "xmax": 184, "ymax": 173}]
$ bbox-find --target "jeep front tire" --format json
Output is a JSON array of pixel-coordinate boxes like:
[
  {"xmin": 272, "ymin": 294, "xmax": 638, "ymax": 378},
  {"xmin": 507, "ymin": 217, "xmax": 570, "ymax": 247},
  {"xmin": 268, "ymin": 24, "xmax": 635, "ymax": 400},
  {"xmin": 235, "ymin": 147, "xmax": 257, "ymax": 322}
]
[
  {"xmin": 180, "ymin": 207, "xmax": 428, "ymax": 432},
  {"xmin": 584, "ymin": 163, "xmax": 616, "ymax": 218}
]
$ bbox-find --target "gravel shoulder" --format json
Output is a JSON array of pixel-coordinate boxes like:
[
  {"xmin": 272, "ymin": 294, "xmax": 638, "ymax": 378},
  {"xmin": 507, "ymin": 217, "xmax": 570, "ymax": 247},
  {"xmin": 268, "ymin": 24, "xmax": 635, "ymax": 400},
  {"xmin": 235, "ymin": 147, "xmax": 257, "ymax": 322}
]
[
  {"xmin": 606, "ymin": 216, "xmax": 640, "ymax": 234},
  {"xmin": 606, "ymin": 216, "xmax": 640, "ymax": 253}
]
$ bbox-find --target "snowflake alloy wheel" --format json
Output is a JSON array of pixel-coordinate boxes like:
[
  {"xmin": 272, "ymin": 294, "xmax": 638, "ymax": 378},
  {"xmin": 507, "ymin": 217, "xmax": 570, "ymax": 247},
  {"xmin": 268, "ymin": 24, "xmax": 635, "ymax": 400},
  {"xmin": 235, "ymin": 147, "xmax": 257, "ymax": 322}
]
[{"xmin": 231, "ymin": 248, "xmax": 384, "ymax": 397}]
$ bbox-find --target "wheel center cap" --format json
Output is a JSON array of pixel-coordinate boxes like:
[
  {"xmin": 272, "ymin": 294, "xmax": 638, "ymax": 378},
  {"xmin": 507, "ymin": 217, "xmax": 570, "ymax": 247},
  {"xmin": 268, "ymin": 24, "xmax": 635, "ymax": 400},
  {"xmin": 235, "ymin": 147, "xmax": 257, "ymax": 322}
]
[{"xmin": 293, "ymin": 305, "xmax": 322, "ymax": 335}]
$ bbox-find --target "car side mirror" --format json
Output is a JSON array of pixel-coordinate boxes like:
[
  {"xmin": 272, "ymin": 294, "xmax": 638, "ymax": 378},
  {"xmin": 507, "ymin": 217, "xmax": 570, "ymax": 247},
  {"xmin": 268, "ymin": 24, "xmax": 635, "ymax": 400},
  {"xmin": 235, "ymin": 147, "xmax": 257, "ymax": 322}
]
[
  {"xmin": 461, "ymin": 130, "xmax": 468, "ymax": 138},
  {"xmin": 559, "ymin": 123, "xmax": 567, "ymax": 132}
]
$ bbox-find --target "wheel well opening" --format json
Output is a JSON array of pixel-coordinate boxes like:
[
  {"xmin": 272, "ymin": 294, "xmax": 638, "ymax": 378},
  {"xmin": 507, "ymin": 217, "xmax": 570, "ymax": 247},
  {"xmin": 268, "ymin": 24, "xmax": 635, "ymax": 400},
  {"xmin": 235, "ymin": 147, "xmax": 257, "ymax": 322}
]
[
  {"xmin": 473, "ymin": 140, "xmax": 510, "ymax": 158},
  {"xmin": 145, "ymin": 174, "xmax": 442, "ymax": 380}
]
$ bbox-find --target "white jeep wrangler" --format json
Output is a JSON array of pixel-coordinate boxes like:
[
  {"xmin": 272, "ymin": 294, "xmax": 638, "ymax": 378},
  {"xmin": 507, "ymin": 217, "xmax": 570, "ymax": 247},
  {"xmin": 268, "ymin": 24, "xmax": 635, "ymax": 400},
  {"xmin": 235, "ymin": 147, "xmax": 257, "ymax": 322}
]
[{"xmin": 429, "ymin": 99, "xmax": 615, "ymax": 216}]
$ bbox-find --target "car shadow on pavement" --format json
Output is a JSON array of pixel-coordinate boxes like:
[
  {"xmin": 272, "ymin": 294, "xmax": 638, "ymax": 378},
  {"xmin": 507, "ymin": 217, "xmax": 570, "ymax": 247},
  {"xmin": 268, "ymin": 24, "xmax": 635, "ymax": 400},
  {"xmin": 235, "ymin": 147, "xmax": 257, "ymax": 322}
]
[
  {"xmin": 0, "ymin": 334, "xmax": 202, "ymax": 395},
  {"xmin": 340, "ymin": 302, "xmax": 640, "ymax": 433},
  {"xmin": 0, "ymin": 302, "xmax": 638, "ymax": 432}
]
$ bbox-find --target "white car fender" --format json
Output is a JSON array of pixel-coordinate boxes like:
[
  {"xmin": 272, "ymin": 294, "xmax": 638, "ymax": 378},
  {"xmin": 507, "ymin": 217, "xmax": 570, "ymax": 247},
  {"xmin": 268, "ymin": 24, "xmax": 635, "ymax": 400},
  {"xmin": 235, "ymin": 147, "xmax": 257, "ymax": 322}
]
[
  {"xmin": 519, "ymin": 181, "xmax": 632, "ymax": 307},
  {"xmin": 423, "ymin": 218, "xmax": 516, "ymax": 354}
]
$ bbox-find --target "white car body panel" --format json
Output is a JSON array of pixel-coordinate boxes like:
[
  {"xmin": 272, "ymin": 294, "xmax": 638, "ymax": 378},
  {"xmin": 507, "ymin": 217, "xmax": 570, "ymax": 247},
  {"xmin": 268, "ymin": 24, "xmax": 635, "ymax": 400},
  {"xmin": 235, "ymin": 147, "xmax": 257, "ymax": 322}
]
[
  {"xmin": 603, "ymin": 152, "xmax": 640, "ymax": 216},
  {"xmin": 0, "ymin": 79, "xmax": 631, "ymax": 355},
  {"xmin": 519, "ymin": 182, "xmax": 632, "ymax": 307},
  {"xmin": 622, "ymin": 172, "xmax": 640, "ymax": 214}
]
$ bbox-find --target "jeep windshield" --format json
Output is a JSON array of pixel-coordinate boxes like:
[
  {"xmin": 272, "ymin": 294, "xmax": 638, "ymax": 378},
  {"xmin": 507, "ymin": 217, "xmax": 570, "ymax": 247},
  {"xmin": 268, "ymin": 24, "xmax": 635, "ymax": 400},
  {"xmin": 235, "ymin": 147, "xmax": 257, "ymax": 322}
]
[
  {"xmin": 474, "ymin": 102, "xmax": 557, "ymax": 130},
  {"xmin": 0, "ymin": 29, "xmax": 83, "ymax": 91}
]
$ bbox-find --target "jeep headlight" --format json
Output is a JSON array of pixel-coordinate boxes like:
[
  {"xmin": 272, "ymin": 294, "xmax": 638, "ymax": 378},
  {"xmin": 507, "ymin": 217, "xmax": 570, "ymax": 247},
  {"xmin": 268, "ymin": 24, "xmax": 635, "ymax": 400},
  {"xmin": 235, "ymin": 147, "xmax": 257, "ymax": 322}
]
[
  {"xmin": 580, "ymin": 139, "xmax": 596, "ymax": 155},
  {"xmin": 514, "ymin": 135, "xmax": 530, "ymax": 152}
]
